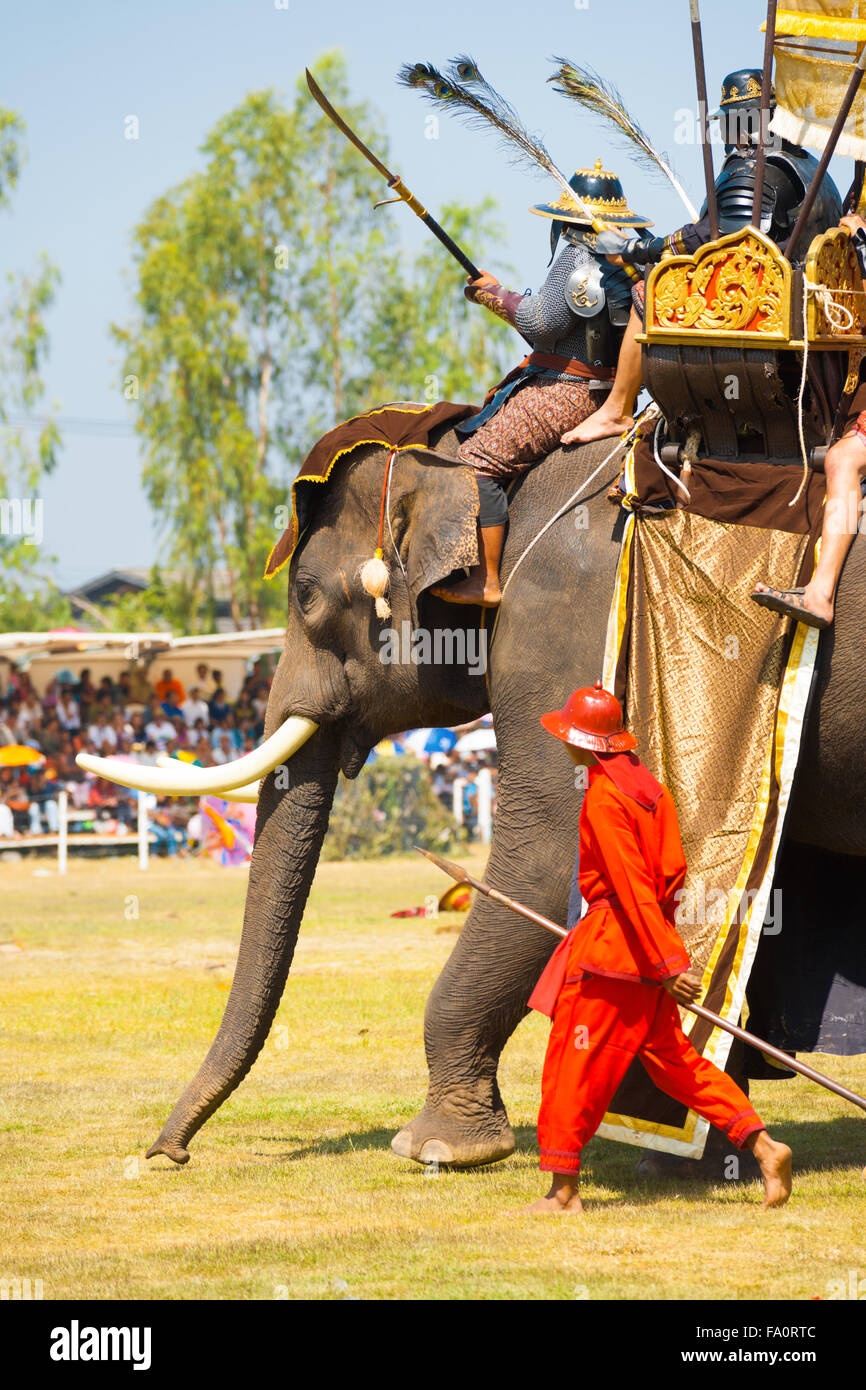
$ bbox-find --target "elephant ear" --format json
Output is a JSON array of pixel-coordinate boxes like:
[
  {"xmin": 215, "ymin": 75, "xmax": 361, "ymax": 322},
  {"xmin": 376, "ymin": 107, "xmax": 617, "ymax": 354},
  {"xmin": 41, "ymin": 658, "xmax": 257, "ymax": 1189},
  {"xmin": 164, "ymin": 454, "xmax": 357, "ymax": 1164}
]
[{"xmin": 392, "ymin": 449, "xmax": 480, "ymax": 614}]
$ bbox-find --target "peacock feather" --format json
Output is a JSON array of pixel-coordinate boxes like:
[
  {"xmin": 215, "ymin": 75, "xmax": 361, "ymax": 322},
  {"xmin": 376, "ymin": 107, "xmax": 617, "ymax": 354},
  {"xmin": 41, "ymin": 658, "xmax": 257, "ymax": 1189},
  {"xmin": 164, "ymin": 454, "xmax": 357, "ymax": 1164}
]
[
  {"xmin": 397, "ymin": 58, "xmax": 575, "ymax": 201},
  {"xmin": 549, "ymin": 58, "xmax": 698, "ymax": 221}
]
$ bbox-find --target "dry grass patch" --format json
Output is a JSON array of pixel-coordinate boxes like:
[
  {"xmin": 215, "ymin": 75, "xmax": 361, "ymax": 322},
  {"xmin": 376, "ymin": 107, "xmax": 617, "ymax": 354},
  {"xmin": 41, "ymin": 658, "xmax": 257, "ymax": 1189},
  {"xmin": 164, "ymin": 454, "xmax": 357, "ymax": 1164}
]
[{"xmin": 0, "ymin": 853, "xmax": 863, "ymax": 1299}]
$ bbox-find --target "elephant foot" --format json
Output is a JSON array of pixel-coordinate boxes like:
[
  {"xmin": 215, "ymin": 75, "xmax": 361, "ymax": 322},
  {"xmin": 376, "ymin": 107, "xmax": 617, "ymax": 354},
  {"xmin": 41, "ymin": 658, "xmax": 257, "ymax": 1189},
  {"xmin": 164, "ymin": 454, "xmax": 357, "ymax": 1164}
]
[
  {"xmin": 636, "ymin": 1129, "xmax": 760, "ymax": 1184},
  {"xmin": 391, "ymin": 1102, "xmax": 515, "ymax": 1169},
  {"xmin": 145, "ymin": 1137, "xmax": 191, "ymax": 1165}
]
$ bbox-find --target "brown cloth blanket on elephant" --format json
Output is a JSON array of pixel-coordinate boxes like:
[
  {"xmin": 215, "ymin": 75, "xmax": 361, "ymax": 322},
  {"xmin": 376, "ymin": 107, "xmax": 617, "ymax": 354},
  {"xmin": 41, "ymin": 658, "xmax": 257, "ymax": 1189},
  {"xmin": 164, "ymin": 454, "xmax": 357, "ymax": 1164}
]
[
  {"xmin": 264, "ymin": 401, "xmax": 474, "ymax": 579},
  {"xmin": 594, "ymin": 429, "xmax": 826, "ymax": 1159}
]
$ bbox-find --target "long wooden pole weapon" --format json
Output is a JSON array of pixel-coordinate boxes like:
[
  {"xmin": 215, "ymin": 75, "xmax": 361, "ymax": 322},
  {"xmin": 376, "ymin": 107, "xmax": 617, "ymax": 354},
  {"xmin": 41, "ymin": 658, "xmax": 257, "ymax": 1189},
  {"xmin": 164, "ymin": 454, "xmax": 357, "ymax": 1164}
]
[
  {"xmin": 305, "ymin": 69, "xmax": 482, "ymax": 279},
  {"xmin": 786, "ymin": 45, "xmax": 866, "ymax": 262},
  {"xmin": 751, "ymin": 0, "xmax": 778, "ymax": 229},
  {"xmin": 417, "ymin": 846, "xmax": 866, "ymax": 1116},
  {"xmin": 688, "ymin": 0, "xmax": 719, "ymax": 240}
]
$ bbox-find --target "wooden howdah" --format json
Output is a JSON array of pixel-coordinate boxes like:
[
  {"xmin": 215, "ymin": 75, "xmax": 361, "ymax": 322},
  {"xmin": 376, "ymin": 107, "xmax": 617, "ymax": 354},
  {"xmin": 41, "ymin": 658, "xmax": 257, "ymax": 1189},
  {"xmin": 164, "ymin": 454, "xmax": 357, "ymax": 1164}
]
[{"xmin": 636, "ymin": 225, "xmax": 866, "ymax": 461}]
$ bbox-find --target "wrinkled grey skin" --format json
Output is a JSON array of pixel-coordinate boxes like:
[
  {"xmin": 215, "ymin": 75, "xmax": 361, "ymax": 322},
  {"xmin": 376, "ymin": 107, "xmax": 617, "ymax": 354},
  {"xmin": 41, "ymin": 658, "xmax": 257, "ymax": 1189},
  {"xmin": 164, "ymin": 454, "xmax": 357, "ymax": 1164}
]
[{"xmin": 145, "ymin": 434, "xmax": 866, "ymax": 1169}]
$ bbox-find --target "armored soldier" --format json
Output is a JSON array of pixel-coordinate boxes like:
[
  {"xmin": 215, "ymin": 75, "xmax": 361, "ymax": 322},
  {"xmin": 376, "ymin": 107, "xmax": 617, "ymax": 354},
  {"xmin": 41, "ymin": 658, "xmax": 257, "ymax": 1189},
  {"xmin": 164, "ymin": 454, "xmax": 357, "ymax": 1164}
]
[
  {"xmin": 565, "ymin": 68, "xmax": 843, "ymax": 446},
  {"xmin": 430, "ymin": 161, "xmax": 650, "ymax": 608}
]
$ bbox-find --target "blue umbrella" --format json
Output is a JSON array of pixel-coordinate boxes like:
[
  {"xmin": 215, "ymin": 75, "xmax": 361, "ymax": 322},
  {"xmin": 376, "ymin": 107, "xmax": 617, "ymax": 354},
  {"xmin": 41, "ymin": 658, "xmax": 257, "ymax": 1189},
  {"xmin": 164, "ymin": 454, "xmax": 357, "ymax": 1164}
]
[{"xmin": 424, "ymin": 728, "xmax": 457, "ymax": 755}]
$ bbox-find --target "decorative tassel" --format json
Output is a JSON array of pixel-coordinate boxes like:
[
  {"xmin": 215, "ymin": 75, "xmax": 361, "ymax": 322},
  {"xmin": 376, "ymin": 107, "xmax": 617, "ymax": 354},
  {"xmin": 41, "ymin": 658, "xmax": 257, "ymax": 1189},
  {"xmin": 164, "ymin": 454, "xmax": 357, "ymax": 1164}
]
[{"xmin": 360, "ymin": 548, "xmax": 391, "ymax": 619}]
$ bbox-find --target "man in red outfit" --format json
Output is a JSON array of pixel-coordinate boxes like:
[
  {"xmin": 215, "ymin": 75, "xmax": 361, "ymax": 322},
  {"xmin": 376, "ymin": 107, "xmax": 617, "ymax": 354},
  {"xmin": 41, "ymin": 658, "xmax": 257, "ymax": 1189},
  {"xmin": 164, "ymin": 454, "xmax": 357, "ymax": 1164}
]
[{"xmin": 527, "ymin": 682, "xmax": 792, "ymax": 1213}]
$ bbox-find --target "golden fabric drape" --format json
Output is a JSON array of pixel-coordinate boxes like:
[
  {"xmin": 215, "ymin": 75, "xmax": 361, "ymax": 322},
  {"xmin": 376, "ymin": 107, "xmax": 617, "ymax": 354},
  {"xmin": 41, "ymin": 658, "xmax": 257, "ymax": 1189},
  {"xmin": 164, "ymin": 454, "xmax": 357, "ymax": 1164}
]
[{"xmin": 771, "ymin": 3, "xmax": 866, "ymax": 158}]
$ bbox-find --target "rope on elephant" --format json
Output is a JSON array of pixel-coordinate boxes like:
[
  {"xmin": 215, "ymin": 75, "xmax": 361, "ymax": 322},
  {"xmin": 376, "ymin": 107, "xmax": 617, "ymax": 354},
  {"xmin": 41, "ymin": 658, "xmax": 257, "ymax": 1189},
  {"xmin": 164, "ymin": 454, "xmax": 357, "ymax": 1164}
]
[
  {"xmin": 496, "ymin": 404, "xmax": 660, "ymax": 614},
  {"xmin": 385, "ymin": 449, "xmax": 409, "ymax": 585},
  {"xmin": 653, "ymin": 416, "xmax": 692, "ymax": 503}
]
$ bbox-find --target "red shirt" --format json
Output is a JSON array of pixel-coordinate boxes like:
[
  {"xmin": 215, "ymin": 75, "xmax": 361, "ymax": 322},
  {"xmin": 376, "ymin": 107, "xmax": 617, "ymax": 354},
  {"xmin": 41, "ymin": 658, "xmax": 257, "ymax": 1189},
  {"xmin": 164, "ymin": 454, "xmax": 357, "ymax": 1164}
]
[{"xmin": 570, "ymin": 762, "xmax": 690, "ymax": 983}]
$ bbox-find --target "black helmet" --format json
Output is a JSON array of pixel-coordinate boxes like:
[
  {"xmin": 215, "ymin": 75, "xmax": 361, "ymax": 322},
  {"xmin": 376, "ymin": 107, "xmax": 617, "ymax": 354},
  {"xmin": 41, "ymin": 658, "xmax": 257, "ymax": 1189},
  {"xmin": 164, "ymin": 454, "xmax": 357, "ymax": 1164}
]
[
  {"xmin": 709, "ymin": 68, "xmax": 775, "ymax": 147},
  {"xmin": 710, "ymin": 69, "xmax": 773, "ymax": 116},
  {"xmin": 530, "ymin": 159, "xmax": 652, "ymax": 260}
]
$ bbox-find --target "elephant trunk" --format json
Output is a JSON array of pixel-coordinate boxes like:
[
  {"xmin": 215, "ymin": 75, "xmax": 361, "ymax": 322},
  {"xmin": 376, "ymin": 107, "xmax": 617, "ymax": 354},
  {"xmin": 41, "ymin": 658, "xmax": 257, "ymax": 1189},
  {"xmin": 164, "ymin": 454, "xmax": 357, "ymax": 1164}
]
[{"xmin": 146, "ymin": 734, "xmax": 340, "ymax": 1164}]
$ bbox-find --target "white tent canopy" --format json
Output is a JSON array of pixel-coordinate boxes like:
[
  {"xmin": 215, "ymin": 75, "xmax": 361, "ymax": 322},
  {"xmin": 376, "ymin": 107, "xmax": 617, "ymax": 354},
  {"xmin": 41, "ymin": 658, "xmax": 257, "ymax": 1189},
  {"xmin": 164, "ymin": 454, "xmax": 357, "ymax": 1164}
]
[
  {"xmin": 0, "ymin": 628, "xmax": 285, "ymax": 701},
  {"xmin": 0, "ymin": 630, "xmax": 171, "ymax": 662}
]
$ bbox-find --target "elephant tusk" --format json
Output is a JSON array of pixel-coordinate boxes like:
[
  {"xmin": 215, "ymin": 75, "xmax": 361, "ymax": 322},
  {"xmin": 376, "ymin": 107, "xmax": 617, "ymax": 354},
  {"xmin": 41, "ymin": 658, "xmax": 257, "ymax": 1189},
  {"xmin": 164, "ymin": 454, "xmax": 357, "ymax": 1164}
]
[
  {"xmin": 75, "ymin": 717, "xmax": 319, "ymax": 797},
  {"xmin": 153, "ymin": 757, "xmax": 261, "ymax": 803}
]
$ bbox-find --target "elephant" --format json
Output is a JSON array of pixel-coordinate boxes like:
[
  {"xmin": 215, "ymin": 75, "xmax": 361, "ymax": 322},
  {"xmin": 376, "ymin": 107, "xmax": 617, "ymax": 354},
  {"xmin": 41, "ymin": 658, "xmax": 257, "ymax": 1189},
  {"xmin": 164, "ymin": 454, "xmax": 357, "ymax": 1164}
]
[{"xmin": 83, "ymin": 427, "xmax": 866, "ymax": 1169}]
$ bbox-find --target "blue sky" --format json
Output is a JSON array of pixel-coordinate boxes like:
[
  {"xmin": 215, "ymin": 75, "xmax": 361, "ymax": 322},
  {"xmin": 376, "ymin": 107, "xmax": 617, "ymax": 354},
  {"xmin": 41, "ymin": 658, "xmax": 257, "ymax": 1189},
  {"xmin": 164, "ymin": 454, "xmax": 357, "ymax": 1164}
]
[{"xmin": 2, "ymin": 0, "xmax": 854, "ymax": 591}]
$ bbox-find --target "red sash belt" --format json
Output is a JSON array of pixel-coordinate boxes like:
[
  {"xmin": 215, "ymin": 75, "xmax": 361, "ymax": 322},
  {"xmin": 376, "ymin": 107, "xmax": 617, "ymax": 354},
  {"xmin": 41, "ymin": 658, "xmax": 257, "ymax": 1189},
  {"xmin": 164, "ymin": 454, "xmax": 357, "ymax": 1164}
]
[
  {"xmin": 528, "ymin": 896, "xmax": 620, "ymax": 1018},
  {"xmin": 482, "ymin": 353, "xmax": 615, "ymax": 407},
  {"xmin": 526, "ymin": 351, "xmax": 616, "ymax": 382}
]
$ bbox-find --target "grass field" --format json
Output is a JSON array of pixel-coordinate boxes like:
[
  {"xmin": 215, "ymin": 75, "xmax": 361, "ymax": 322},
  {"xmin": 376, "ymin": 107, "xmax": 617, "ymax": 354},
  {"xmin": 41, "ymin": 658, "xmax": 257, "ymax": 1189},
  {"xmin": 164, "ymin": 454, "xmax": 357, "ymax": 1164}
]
[{"xmin": 1, "ymin": 852, "xmax": 864, "ymax": 1301}]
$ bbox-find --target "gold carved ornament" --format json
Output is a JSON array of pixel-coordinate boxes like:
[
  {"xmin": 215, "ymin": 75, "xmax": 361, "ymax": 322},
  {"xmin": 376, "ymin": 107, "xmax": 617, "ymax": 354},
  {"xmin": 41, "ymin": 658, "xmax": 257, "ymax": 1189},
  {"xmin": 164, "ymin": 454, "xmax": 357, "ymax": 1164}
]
[
  {"xmin": 804, "ymin": 226, "xmax": 866, "ymax": 342},
  {"xmin": 570, "ymin": 276, "xmax": 595, "ymax": 311},
  {"xmin": 723, "ymin": 74, "xmax": 762, "ymax": 104},
  {"xmin": 648, "ymin": 230, "xmax": 789, "ymax": 339}
]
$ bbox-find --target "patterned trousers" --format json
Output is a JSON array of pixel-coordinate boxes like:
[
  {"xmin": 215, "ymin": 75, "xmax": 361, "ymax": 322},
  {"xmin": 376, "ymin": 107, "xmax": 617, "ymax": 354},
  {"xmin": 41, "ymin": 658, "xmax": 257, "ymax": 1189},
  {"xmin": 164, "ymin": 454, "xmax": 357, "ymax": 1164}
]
[
  {"xmin": 537, "ymin": 973, "xmax": 764, "ymax": 1174},
  {"xmin": 456, "ymin": 377, "xmax": 600, "ymax": 481}
]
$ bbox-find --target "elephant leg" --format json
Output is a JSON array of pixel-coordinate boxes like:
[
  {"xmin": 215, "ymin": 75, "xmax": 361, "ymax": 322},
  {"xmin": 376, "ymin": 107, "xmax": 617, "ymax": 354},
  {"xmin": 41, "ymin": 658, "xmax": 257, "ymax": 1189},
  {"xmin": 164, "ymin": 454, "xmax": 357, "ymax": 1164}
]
[{"xmin": 392, "ymin": 799, "xmax": 574, "ymax": 1167}]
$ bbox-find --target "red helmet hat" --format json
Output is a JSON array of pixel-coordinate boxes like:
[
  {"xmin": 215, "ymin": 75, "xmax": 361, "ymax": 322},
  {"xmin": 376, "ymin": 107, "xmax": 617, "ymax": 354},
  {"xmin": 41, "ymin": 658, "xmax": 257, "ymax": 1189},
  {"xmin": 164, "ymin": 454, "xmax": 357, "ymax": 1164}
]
[{"xmin": 540, "ymin": 680, "xmax": 637, "ymax": 754}]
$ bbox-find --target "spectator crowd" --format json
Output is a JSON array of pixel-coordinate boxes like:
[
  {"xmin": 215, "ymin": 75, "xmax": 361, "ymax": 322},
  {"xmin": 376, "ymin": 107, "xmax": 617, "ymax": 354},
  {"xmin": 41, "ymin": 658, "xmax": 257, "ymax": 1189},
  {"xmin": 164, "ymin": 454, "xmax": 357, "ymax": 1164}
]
[
  {"xmin": 0, "ymin": 660, "xmax": 273, "ymax": 847},
  {"xmin": 0, "ymin": 662, "xmax": 497, "ymax": 851}
]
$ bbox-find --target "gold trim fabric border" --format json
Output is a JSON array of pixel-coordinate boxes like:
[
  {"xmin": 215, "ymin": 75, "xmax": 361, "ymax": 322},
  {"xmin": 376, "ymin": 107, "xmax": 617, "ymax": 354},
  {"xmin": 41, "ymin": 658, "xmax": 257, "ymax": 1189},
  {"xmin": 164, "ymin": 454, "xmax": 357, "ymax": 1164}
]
[
  {"xmin": 263, "ymin": 402, "xmax": 445, "ymax": 581},
  {"xmin": 596, "ymin": 516, "xmax": 821, "ymax": 1158}
]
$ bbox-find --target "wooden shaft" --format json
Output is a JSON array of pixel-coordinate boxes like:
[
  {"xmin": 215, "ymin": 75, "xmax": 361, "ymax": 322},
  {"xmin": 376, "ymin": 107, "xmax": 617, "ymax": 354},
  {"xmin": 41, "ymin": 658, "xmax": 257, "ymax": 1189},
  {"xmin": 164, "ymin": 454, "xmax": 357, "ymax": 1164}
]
[
  {"xmin": 387, "ymin": 176, "xmax": 482, "ymax": 278},
  {"xmin": 689, "ymin": 1, "xmax": 719, "ymax": 239},
  {"xmin": 786, "ymin": 52, "xmax": 866, "ymax": 262},
  {"xmin": 686, "ymin": 1001, "xmax": 866, "ymax": 1114},
  {"xmin": 751, "ymin": 0, "xmax": 778, "ymax": 228},
  {"xmin": 454, "ymin": 862, "xmax": 866, "ymax": 1117},
  {"xmin": 420, "ymin": 212, "xmax": 481, "ymax": 279}
]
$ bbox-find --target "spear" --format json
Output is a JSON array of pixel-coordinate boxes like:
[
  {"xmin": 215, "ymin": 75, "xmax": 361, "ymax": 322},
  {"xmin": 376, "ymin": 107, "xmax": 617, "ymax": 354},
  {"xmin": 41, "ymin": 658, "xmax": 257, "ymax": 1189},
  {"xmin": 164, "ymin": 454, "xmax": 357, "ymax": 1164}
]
[
  {"xmin": 417, "ymin": 846, "xmax": 866, "ymax": 1117},
  {"xmin": 751, "ymin": 0, "xmax": 778, "ymax": 229},
  {"xmin": 688, "ymin": 0, "xmax": 719, "ymax": 239},
  {"xmin": 305, "ymin": 68, "xmax": 482, "ymax": 279}
]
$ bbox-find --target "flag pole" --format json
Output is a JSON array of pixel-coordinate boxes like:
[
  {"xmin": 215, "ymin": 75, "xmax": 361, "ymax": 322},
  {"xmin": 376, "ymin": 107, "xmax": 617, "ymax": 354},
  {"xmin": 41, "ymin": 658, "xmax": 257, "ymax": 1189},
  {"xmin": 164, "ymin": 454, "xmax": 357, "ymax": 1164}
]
[
  {"xmin": 689, "ymin": 0, "xmax": 719, "ymax": 239},
  {"xmin": 751, "ymin": 0, "xmax": 779, "ymax": 228}
]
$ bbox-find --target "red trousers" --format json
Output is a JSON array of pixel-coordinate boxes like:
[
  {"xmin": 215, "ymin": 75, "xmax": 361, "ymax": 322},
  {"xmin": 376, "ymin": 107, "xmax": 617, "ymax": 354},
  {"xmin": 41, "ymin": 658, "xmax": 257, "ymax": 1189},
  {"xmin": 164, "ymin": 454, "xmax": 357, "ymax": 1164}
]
[{"xmin": 538, "ymin": 973, "xmax": 764, "ymax": 1173}]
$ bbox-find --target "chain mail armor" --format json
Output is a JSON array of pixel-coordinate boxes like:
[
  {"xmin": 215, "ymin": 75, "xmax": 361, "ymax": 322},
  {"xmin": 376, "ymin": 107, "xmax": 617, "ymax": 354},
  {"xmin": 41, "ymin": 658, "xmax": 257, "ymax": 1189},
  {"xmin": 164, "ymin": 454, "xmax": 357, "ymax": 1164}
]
[{"xmin": 514, "ymin": 241, "xmax": 606, "ymax": 380}]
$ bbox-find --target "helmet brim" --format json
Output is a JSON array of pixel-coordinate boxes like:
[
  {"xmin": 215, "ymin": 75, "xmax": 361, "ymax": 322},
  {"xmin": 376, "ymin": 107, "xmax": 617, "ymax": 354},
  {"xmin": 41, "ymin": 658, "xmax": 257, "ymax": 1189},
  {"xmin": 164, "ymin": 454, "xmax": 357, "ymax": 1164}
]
[
  {"xmin": 540, "ymin": 710, "xmax": 637, "ymax": 753},
  {"xmin": 709, "ymin": 97, "xmax": 773, "ymax": 121},
  {"xmin": 530, "ymin": 202, "xmax": 653, "ymax": 229}
]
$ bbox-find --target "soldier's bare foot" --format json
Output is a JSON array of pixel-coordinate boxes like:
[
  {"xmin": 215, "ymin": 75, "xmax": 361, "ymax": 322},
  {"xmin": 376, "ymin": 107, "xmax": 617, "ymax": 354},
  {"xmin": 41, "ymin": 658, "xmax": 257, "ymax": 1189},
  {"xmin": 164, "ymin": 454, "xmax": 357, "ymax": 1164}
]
[
  {"xmin": 524, "ymin": 1175, "xmax": 583, "ymax": 1214},
  {"xmin": 562, "ymin": 408, "xmax": 634, "ymax": 446},
  {"xmin": 746, "ymin": 1131, "xmax": 792, "ymax": 1208},
  {"xmin": 792, "ymin": 579, "xmax": 834, "ymax": 625},
  {"xmin": 431, "ymin": 575, "xmax": 501, "ymax": 607}
]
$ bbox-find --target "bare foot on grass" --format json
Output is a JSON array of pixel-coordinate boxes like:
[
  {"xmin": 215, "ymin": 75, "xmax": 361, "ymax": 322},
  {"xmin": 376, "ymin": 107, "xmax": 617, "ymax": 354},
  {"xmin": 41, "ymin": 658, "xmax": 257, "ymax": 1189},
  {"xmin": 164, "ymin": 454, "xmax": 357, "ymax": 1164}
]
[
  {"xmin": 746, "ymin": 1131, "xmax": 793, "ymax": 1208},
  {"xmin": 524, "ymin": 1174, "xmax": 584, "ymax": 1214}
]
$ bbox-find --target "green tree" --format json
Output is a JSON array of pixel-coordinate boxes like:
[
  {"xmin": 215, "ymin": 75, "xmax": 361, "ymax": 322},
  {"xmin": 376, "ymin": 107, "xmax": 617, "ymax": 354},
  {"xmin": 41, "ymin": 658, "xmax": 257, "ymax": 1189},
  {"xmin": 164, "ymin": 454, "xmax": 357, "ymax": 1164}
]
[
  {"xmin": 115, "ymin": 54, "xmax": 514, "ymax": 634},
  {"xmin": 0, "ymin": 109, "xmax": 65, "ymax": 631},
  {"xmin": 366, "ymin": 197, "xmax": 514, "ymax": 406},
  {"xmin": 323, "ymin": 754, "xmax": 456, "ymax": 860},
  {"xmin": 0, "ymin": 109, "xmax": 25, "ymax": 209}
]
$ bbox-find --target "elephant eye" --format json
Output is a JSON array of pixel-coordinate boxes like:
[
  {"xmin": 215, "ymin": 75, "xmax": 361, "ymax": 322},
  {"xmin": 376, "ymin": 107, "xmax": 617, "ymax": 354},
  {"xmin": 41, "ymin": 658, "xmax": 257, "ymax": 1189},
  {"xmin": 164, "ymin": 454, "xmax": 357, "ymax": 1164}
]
[
  {"xmin": 294, "ymin": 574, "xmax": 314, "ymax": 603},
  {"xmin": 294, "ymin": 572, "xmax": 326, "ymax": 622}
]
